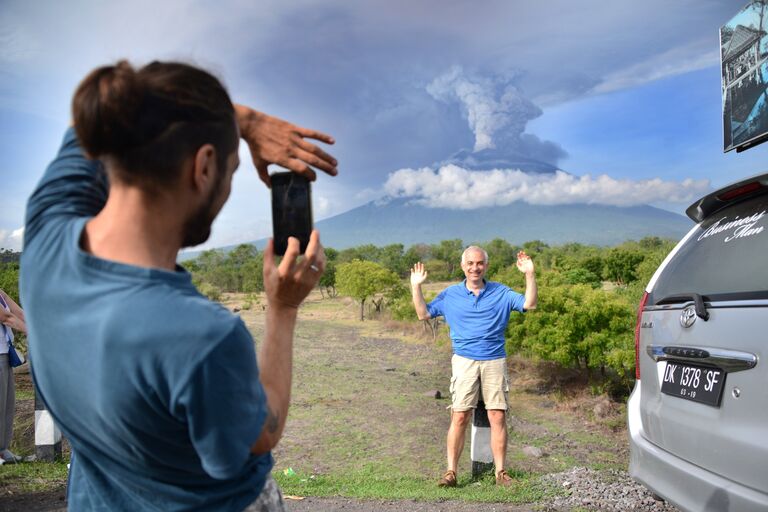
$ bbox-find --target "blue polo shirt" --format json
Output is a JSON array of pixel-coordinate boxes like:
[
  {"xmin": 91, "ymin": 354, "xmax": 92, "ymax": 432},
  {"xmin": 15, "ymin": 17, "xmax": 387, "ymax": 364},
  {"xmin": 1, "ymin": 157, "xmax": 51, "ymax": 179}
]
[{"xmin": 427, "ymin": 280, "xmax": 525, "ymax": 360}]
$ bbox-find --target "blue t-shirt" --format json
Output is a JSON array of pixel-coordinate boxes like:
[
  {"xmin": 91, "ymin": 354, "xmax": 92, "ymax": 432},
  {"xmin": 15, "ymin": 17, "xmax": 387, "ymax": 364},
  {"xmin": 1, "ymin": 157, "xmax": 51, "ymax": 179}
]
[
  {"xmin": 20, "ymin": 129, "xmax": 271, "ymax": 511},
  {"xmin": 427, "ymin": 280, "xmax": 525, "ymax": 360}
]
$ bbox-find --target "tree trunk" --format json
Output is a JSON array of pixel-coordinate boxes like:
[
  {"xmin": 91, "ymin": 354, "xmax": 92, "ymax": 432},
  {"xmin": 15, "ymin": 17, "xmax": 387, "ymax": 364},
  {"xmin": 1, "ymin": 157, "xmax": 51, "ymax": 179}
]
[{"xmin": 360, "ymin": 298, "xmax": 365, "ymax": 321}]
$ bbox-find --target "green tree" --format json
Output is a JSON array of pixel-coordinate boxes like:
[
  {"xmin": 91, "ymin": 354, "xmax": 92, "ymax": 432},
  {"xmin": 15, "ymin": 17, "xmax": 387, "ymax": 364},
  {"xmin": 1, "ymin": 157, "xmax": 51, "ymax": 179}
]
[
  {"xmin": 485, "ymin": 238, "xmax": 516, "ymax": 277},
  {"xmin": 431, "ymin": 239, "xmax": 463, "ymax": 278},
  {"xmin": 338, "ymin": 244, "xmax": 380, "ymax": 263},
  {"xmin": 505, "ymin": 284, "xmax": 635, "ymax": 381},
  {"xmin": 603, "ymin": 248, "xmax": 644, "ymax": 285},
  {"xmin": 424, "ymin": 259, "xmax": 452, "ymax": 282},
  {"xmin": 581, "ymin": 255, "xmax": 605, "ymax": 279},
  {"xmin": 562, "ymin": 268, "xmax": 601, "ymax": 288},
  {"xmin": 319, "ymin": 260, "xmax": 338, "ymax": 297},
  {"xmin": 336, "ymin": 259, "xmax": 400, "ymax": 320},
  {"xmin": 404, "ymin": 243, "xmax": 431, "ymax": 266},
  {"xmin": 379, "ymin": 243, "xmax": 407, "ymax": 276}
]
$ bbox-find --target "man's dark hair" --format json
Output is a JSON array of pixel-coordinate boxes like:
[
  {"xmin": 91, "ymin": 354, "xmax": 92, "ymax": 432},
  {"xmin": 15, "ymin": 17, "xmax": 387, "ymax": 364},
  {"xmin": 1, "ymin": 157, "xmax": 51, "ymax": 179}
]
[{"xmin": 72, "ymin": 60, "xmax": 238, "ymax": 188}]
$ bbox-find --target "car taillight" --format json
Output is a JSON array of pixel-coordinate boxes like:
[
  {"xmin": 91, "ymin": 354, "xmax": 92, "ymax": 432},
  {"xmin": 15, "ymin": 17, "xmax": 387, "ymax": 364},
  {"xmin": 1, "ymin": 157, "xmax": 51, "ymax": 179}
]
[
  {"xmin": 716, "ymin": 181, "xmax": 763, "ymax": 201},
  {"xmin": 634, "ymin": 291, "xmax": 649, "ymax": 380}
]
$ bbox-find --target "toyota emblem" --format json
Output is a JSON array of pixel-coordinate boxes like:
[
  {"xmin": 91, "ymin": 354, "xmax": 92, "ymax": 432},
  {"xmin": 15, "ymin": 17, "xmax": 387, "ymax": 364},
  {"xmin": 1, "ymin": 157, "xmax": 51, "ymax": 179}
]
[{"xmin": 680, "ymin": 306, "xmax": 697, "ymax": 328}]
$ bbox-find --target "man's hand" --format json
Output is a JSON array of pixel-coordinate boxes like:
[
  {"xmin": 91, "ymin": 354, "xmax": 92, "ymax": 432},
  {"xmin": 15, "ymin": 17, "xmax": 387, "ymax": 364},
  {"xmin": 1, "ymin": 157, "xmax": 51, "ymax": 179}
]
[
  {"xmin": 263, "ymin": 230, "xmax": 325, "ymax": 309},
  {"xmin": 516, "ymin": 250, "xmax": 534, "ymax": 275},
  {"xmin": 517, "ymin": 251, "xmax": 538, "ymax": 310},
  {"xmin": 410, "ymin": 262, "xmax": 431, "ymax": 320},
  {"xmin": 234, "ymin": 105, "xmax": 337, "ymax": 187},
  {"xmin": 410, "ymin": 262, "xmax": 428, "ymax": 287}
]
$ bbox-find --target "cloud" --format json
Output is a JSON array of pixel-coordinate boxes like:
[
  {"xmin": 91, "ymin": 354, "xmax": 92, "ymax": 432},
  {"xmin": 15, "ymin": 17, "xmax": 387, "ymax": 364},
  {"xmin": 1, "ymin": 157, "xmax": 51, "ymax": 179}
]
[
  {"xmin": 592, "ymin": 39, "xmax": 719, "ymax": 95},
  {"xmin": 0, "ymin": 227, "xmax": 24, "ymax": 251},
  {"xmin": 384, "ymin": 165, "xmax": 710, "ymax": 209},
  {"xmin": 427, "ymin": 66, "xmax": 542, "ymax": 152}
]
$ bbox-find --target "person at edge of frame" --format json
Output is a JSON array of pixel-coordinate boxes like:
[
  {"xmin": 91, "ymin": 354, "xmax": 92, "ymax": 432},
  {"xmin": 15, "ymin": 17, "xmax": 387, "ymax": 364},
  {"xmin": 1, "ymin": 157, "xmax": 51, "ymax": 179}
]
[{"xmin": 0, "ymin": 288, "xmax": 26, "ymax": 465}]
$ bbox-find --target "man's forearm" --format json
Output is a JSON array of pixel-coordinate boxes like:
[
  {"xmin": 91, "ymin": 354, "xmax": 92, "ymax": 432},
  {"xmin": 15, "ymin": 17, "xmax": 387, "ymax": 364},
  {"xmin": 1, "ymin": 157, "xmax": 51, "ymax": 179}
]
[
  {"xmin": 523, "ymin": 272, "xmax": 538, "ymax": 310},
  {"xmin": 411, "ymin": 285, "xmax": 431, "ymax": 320},
  {"xmin": 253, "ymin": 304, "xmax": 297, "ymax": 453}
]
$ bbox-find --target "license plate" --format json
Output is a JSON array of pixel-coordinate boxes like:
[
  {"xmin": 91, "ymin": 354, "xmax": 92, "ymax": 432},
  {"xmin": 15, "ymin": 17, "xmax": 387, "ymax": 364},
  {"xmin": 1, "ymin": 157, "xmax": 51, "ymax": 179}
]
[{"xmin": 660, "ymin": 362, "xmax": 726, "ymax": 407}]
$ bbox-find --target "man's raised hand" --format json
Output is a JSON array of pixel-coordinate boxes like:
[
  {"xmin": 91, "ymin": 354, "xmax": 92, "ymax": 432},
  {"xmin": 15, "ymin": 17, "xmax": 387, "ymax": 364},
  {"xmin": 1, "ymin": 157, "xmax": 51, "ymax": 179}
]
[
  {"xmin": 410, "ymin": 262, "xmax": 428, "ymax": 287},
  {"xmin": 234, "ymin": 104, "xmax": 338, "ymax": 187},
  {"xmin": 516, "ymin": 250, "xmax": 534, "ymax": 275}
]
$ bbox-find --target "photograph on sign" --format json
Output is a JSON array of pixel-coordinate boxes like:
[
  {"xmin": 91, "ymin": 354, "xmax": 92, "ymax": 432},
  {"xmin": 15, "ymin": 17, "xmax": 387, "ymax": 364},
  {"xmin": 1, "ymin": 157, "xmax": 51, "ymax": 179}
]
[{"xmin": 722, "ymin": 0, "xmax": 768, "ymax": 152}]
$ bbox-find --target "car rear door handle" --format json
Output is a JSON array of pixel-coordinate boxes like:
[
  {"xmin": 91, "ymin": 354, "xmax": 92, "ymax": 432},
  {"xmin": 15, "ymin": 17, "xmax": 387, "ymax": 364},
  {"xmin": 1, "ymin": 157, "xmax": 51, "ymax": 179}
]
[{"xmin": 647, "ymin": 345, "xmax": 757, "ymax": 373}]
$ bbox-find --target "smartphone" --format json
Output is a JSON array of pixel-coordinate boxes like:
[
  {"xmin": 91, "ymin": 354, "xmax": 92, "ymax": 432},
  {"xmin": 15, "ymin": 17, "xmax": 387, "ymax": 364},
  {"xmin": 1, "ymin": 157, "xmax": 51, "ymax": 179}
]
[{"xmin": 270, "ymin": 172, "xmax": 313, "ymax": 256}]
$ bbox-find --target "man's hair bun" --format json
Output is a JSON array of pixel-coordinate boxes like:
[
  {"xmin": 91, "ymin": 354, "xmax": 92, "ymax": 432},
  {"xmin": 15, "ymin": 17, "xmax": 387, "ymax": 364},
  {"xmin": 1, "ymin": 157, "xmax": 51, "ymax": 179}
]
[{"xmin": 72, "ymin": 60, "xmax": 145, "ymax": 158}]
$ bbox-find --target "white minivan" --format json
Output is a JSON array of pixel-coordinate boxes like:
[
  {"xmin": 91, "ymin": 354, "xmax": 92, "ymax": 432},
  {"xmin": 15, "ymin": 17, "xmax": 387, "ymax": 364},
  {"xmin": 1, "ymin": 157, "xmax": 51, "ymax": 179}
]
[{"xmin": 628, "ymin": 173, "xmax": 768, "ymax": 512}]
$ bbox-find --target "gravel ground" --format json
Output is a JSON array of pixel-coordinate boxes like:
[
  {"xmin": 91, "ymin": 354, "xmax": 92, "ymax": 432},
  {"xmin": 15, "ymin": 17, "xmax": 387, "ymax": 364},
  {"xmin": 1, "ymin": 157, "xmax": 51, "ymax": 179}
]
[{"xmin": 541, "ymin": 467, "xmax": 679, "ymax": 511}]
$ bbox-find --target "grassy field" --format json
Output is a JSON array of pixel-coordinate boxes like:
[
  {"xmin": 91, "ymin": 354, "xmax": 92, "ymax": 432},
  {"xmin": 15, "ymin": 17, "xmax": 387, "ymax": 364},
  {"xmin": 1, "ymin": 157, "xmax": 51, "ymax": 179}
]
[{"xmin": 1, "ymin": 288, "xmax": 632, "ymax": 509}]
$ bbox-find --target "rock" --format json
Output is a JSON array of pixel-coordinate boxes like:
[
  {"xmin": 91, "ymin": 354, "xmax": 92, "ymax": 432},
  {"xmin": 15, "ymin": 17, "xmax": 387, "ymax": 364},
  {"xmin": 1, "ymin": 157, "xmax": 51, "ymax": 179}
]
[
  {"xmin": 233, "ymin": 306, "xmax": 241, "ymax": 313},
  {"xmin": 522, "ymin": 445, "xmax": 544, "ymax": 458},
  {"xmin": 424, "ymin": 390, "xmax": 442, "ymax": 399},
  {"xmin": 383, "ymin": 367, "xmax": 396, "ymax": 372}
]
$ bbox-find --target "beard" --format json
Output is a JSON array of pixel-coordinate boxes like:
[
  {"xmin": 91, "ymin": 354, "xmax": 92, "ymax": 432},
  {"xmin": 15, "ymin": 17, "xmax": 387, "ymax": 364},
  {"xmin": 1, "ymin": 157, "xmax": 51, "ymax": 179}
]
[{"xmin": 180, "ymin": 176, "xmax": 223, "ymax": 248}]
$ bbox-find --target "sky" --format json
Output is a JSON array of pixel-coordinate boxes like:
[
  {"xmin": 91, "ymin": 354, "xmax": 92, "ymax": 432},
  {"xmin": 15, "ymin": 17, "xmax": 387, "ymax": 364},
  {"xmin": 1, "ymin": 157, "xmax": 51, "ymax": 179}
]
[{"xmin": 2, "ymin": 0, "xmax": 768, "ymax": 252}]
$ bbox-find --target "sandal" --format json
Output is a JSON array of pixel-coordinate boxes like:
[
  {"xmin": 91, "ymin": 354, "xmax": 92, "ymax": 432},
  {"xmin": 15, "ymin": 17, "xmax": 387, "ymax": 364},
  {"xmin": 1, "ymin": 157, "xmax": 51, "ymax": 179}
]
[{"xmin": 438, "ymin": 469, "xmax": 457, "ymax": 487}]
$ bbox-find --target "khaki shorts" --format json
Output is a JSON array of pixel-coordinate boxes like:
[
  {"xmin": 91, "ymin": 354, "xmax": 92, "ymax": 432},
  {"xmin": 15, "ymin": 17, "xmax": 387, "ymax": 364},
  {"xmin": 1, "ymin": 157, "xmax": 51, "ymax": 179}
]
[{"xmin": 449, "ymin": 354, "xmax": 509, "ymax": 411}]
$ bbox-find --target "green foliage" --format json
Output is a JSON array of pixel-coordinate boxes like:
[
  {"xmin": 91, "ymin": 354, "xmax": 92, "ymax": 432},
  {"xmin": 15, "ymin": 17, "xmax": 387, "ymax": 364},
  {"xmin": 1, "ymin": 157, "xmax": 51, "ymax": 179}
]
[
  {"xmin": 175, "ymin": 236, "xmax": 674, "ymax": 386},
  {"xmin": 431, "ymin": 239, "xmax": 464, "ymax": 279},
  {"xmin": 319, "ymin": 260, "xmax": 338, "ymax": 297},
  {"xmin": 485, "ymin": 238, "xmax": 517, "ymax": 276},
  {"xmin": 336, "ymin": 243, "xmax": 409, "ymax": 277},
  {"xmin": 505, "ymin": 283, "xmax": 636, "ymax": 383},
  {"xmin": 188, "ymin": 244, "xmax": 263, "ymax": 296},
  {"xmin": 197, "ymin": 282, "xmax": 222, "ymax": 302},
  {"xmin": 603, "ymin": 248, "xmax": 644, "ymax": 285},
  {"xmin": 580, "ymin": 255, "xmax": 604, "ymax": 278},
  {"xmin": 492, "ymin": 264, "xmax": 525, "ymax": 290},
  {"xmin": 424, "ymin": 259, "xmax": 452, "ymax": 281},
  {"xmin": 335, "ymin": 260, "xmax": 401, "ymax": 320},
  {"xmin": 0, "ymin": 262, "xmax": 20, "ymax": 303},
  {"xmin": 404, "ymin": 244, "xmax": 431, "ymax": 266},
  {"xmin": 387, "ymin": 284, "xmax": 417, "ymax": 321},
  {"xmin": 562, "ymin": 268, "xmax": 601, "ymax": 288}
]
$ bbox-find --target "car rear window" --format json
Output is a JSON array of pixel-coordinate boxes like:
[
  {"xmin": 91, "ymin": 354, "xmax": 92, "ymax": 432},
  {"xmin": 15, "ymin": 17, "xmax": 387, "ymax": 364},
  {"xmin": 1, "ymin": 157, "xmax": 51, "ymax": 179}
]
[{"xmin": 650, "ymin": 192, "xmax": 768, "ymax": 304}]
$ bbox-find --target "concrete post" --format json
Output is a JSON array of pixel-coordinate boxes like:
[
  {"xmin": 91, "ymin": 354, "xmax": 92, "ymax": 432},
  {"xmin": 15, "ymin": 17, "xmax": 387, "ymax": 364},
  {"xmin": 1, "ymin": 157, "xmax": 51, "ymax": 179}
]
[
  {"xmin": 470, "ymin": 400, "xmax": 494, "ymax": 478},
  {"xmin": 34, "ymin": 386, "xmax": 62, "ymax": 461}
]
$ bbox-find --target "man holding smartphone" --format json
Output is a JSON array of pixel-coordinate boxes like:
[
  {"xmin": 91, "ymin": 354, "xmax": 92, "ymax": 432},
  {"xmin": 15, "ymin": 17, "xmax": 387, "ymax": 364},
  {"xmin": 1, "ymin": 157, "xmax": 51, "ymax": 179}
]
[
  {"xmin": 410, "ymin": 246, "xmax": 537, "ymax": 488},
  {"xmin": 21, "ymin": 61, "xmax": 336, "ymax": 511}
]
